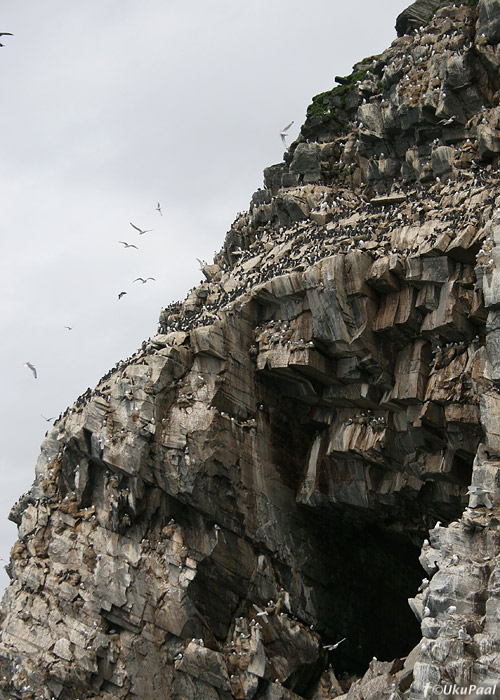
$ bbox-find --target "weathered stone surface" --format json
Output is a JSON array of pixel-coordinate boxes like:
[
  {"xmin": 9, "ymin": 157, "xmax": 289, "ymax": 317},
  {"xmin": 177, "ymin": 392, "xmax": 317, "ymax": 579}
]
[
  {"xmin": 431, "ymin": 146, "xmax": 454, "ymax": 176},
  {"xmin": 5, "ymin": 2, "xmax": 500, "ymax": 699},
  {"xmin": 477, "ymin": 0, "xmax": 500, "ymax": 44},
  {"xmin": 396, "ymin": 1, "xmax": 444, "ymax": 36},
  {"xmin": 478, "ymin": 124, "xmax": 500, "ymax": 160}
]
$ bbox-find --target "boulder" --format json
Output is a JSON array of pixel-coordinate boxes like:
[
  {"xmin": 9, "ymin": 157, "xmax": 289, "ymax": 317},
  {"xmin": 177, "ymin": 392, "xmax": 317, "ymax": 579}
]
[
  {"xmin": 431, "ymin": 146, "xmax": 454, "ymax": 176},
  {"xmin": 478, "ymin": 124, "xmax": 500, "ymax": 160}
]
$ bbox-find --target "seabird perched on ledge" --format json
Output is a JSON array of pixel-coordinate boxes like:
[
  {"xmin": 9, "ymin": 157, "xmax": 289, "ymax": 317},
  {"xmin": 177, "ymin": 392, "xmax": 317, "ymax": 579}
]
[{"xmin": 389, "ymin": 683, "xmax": 402, "ymax": 700}]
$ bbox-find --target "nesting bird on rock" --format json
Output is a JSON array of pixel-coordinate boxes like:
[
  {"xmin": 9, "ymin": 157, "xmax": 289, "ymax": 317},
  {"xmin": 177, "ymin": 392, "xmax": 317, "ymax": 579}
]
[{"xmin": 389, "ymin": 683, "xmax": 402, "ymax": 700}]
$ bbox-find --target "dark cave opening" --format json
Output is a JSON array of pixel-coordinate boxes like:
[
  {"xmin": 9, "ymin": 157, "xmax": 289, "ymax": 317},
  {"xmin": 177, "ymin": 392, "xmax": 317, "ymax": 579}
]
[
  {"xmin": 303, "ymin": 515, "xmax": 424, "ymax": 680},
  {"xmin": 262, "ymin": 395, "xmax": 436, "ymax": 690}
]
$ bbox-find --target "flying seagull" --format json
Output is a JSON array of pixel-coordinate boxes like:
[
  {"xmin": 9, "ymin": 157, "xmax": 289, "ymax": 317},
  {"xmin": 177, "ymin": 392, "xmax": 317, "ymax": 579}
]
[
  {"xmin": 64, "ymin": 326, "xmax": 73, "ymax": 331},
  {"xmin": 467, "ymin": 485, "xmax": 493, "ymax": 509},
  {"xmin": 323, "ymin": 637, "xmax": 346, "ymax": 651},
  {"xmin": 41, "ymin": 414, "xmax": 55, "ymax": 423},
  {"xmin": 133, "ymin": 277, "xmax": 156, "ymax": 284},
  {"xmin": 0, "ymin": 32, "xmax": 13, "ymax": 47},
  {"xmin": 156, "ymin": 202, "xmax": 162, "ymax": 216},
  {"xmin": 118, "ymin": 241, "xmax": 138, "ymax": 249},
  {"xmin": 130, "ymin": 222, "xmax": 153, "ymax": 235},
  {"xmin": 24, "ymin": 362, "xmax": 37, "ymax": 378},
  {"xmin": 118, "ymin": 291, "xmax": 127, "ymax": 300},
  {"xmin": 438, "ymin": 117, "xmax": 456, "ymax": 126},
  {"xmin": 252, "ymin": 604, "xmax": 269, "ymax": 624},
  {"xmin": 280, "ymin": 121, "xmax": 294, "ymax": 146}
]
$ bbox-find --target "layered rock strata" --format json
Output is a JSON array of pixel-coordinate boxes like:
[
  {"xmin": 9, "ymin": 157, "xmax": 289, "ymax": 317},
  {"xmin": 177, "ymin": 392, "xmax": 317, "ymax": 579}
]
[{"xmin": 3, "ymin": 1, "xmax": 500, "ymax": 699}]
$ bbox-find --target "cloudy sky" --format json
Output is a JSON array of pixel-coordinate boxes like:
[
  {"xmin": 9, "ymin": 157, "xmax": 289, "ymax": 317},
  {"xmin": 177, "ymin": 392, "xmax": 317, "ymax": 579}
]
[{"xmin": 0, "ymin": 0, "xmax": 409, "ymax": 592}]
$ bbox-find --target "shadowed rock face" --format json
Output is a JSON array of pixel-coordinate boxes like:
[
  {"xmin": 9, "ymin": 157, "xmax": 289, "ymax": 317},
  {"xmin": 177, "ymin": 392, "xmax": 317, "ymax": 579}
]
[
  {"xmin": 396, "ymin": 0, "xmax": 448, "ymax": 36},
  {"xmin": 478, "ymin": 0, "xmax": 500, "ymax": 43},
  {"xmin": 396, "ymin": 1, "xmax": 480, "ymax": 37},
  {"xmin": 3, "ymin": 2, "xmax": 500, "ymax": 700}
]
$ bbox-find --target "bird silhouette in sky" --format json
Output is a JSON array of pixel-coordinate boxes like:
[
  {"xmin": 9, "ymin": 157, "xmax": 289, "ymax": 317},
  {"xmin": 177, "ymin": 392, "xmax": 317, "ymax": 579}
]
[
  {"xmin": 41, "ymin": 414, "xmax": 55, "ymax": 423},
  {"xmin": 24, "ymin": 362, "xmax": 37, "ymax": 378},
  {"xmin": 133, "ymin": 277, "xmax": 156, "ymax": 284},
  {"xmin": 130, "ymin": 222, "xmax": 153, "ymax": 235},
  {"xmin": 0, "ymin": 32, "xmax": 13, "ymax": 47},
  {"xmin": 119, "ymin": 241, "xmax": 138, "ymax": 249}
]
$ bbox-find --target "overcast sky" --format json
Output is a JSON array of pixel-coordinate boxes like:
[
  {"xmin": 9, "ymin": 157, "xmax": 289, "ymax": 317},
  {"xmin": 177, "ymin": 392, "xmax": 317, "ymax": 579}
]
[{"xmin": 0, "ymin": 0, "xmax": 409, "ymax": 592}]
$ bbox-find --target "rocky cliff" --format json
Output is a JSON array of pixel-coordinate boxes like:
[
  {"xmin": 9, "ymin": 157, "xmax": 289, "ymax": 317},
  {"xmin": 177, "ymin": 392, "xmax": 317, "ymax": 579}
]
[{"xmin": 3, "ymin": 1, "xmax": 500, "ymax": 699}]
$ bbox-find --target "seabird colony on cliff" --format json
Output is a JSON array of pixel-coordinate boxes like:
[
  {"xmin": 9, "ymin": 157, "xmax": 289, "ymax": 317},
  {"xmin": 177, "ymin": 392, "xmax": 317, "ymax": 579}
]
[{"xmin": 45, "ymin": 155, "xmax": 497, "ymax": 439}]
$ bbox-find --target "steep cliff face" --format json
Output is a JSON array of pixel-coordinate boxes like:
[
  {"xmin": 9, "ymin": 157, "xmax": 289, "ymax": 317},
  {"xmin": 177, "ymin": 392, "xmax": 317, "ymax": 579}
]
[{"xmin": 3, "ymin": 2, "xmax": 500, "ymax": 699}]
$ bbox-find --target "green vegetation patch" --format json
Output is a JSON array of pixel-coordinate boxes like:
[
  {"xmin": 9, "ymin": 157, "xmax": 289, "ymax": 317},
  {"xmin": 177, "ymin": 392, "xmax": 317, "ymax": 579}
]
[
  {"xmin": 335, "ymin": 68, "xmax": 369, "ymax": 87},
  {"xmin": 304, "ymin": 64, "xmax": 378, "ymax": 135},
  {"xmin": 306, "ymin": 67, "xmax": 368, "ymax": 117},
  {"xmin": 354, "ymin": 53, "xmax": 383, "ymax": 70},
  {"xmin": 305, "ymin": 96, "xmax": 347, "ymax": 135}
]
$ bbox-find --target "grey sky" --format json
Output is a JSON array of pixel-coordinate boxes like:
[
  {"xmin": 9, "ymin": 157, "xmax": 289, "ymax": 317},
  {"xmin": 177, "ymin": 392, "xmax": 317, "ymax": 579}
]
[{"xmin": 0, "ymin": 0, "xmax": 409, "ymax": 592}]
